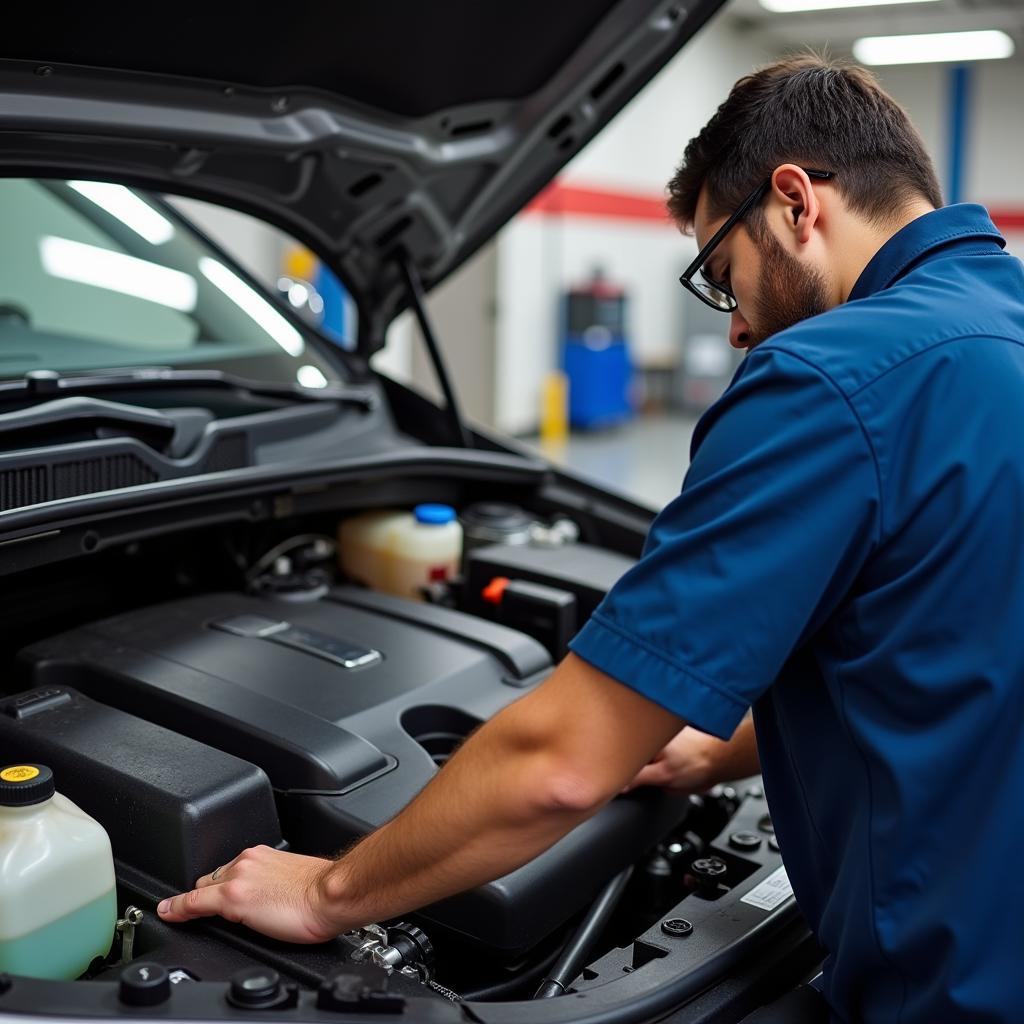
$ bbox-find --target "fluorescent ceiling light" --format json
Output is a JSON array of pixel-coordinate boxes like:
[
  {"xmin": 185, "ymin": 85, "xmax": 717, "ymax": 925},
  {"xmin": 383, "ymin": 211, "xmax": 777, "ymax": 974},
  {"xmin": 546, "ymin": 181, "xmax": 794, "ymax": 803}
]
[
  {"xmin": 854, "ymin": 29, "xmax": 1015, "ymax": 65},
  {"xmin": 199, "ymin": 257, "xmax": 304, "ymax": 357},
  {"xmin": 68, "ymin": 181, "xmax": 175, "ymax": 245},
  {"xmin": 761, "ymin": 0, "xmax": 934, "ymax": 12},
  {"xmin": 40, "ymin": 237, "xmax": 196, "ymax": 311},
  {"xmin": 297, "ymin": 365, "xmax": 329, "ymax": 389}
]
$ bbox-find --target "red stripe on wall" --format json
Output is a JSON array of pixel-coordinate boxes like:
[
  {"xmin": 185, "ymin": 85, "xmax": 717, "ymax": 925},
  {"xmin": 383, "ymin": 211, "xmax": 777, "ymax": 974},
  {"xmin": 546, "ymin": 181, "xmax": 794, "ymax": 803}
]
[
  {"xmin": 526, "ymin": 182, "xmax": 1024, "ymax": 235},
  {"xmin": 990, "ymin": 210, "xmax": 1024, "ymax": 233},
  {"xmin": 525, "ymin": 182, "xmax": 671, "ymax": 223}
]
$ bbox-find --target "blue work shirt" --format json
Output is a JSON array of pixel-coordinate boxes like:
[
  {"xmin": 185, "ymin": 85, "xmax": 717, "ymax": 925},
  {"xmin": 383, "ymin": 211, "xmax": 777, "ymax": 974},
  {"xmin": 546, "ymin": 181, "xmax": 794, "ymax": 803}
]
[{"xmin": 570, "ymin": 204, "xmax": 1024, "ymax": 1023}]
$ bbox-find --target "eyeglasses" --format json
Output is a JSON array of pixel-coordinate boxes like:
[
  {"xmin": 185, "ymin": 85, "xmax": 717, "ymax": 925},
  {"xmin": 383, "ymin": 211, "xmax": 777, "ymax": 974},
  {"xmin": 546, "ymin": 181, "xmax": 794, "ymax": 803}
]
[{"xmin": 679, "ymin": 169, "xmax": 836, "ymax": 313}]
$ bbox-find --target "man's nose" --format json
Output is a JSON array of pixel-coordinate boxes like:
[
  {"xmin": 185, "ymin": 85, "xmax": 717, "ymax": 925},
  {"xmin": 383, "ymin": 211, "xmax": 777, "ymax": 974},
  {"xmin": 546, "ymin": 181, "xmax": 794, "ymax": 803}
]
[{"xmin": 729, "ymin": 310, "xmax": 751, "ymax": 350}]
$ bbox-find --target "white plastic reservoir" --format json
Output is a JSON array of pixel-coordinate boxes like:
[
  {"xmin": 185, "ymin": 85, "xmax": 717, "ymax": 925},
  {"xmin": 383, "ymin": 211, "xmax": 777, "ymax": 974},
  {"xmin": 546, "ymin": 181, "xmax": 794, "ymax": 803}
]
[
  {"xmin": 0, "ymin": 763, "xmax": 116, "ymax": 979},
  {"xmin": 339, "ymin": 504, "xmax": 463, "ymax": 600}
]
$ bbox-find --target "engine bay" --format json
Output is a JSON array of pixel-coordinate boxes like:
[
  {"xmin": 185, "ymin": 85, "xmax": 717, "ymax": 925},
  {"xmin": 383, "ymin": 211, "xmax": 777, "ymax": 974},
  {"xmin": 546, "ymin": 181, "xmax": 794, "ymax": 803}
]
[{"xmin": 0, "ymin": 487, "xmax": 819, "ymax": 1021}]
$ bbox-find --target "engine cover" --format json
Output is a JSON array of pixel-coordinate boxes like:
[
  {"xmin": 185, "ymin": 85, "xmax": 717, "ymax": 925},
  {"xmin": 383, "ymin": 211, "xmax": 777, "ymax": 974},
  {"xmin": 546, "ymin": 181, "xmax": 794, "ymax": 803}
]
[{"xmin": 18, "ymin": 588, "xmax": 690, "ymax": 955}]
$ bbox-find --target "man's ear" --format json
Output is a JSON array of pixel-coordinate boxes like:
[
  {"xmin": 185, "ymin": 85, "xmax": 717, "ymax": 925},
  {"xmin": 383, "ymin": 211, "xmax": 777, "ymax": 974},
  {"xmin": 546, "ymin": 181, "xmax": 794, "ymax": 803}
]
[{"xmin": 770, "ymin": 164, "xmax": 820, "ymax": 246}]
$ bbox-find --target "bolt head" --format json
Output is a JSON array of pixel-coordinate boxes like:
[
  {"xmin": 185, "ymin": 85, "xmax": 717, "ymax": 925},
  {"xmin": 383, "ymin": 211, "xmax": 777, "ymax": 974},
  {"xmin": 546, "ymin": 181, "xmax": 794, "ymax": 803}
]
[
  {"xmin": 228, "ymin": 967, "xmax": 283, "ymax": 1009},
  {"xmin": 728, "ymin": 830, "xmax": 763, "ymax": 851},
  {"xmin": 661, "ymin": 918, "xmax": 693, "ymax": 937},
  {"xmin": 691, "ymin": 856, "xmax": 728, "ymax": 878}
]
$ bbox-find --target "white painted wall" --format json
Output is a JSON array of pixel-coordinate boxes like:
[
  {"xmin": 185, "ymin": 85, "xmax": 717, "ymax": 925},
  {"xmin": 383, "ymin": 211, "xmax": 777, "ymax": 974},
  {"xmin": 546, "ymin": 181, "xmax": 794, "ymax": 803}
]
[
  {"xmin": 968, "ymin": 58, "xmax": 1024, "ymax": 212},
  {"xmin": 873, "ymin": 59, "xmax": 1024, "ymax": 253}
]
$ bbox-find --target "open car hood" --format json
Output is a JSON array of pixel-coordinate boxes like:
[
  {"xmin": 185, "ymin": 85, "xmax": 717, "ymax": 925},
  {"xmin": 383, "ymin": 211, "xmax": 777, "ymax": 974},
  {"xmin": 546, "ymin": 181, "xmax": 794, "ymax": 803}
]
[{"xmin": 0, "ymin": 0, "xmax": 722, "ymax": 353}]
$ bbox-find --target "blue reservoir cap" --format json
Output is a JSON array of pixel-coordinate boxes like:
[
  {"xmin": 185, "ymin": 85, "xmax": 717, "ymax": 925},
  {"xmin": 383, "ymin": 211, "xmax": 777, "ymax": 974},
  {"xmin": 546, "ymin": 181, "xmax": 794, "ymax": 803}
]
[{"xmin": 414, "ymin": 503, "xmax": 457, "ymax": 525}]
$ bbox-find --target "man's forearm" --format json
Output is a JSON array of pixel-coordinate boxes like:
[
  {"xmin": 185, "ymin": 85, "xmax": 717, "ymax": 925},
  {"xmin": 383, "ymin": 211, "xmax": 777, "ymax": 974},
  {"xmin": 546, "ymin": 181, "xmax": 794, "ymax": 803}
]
[
  {"xmin": 318, "ymin": 701, "xmax": 599, "ymax": 931},
  {"xmin": 322, "ymin": 709, "xmax": 755, "ymax": 931}
]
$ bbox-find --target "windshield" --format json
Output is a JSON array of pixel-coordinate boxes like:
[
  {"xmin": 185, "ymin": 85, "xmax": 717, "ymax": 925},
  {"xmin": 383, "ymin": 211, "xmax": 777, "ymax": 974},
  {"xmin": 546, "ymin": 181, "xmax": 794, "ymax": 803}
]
[{"xmin": 0, "ymin": 178, "xmax": 340, "ymax": 386}]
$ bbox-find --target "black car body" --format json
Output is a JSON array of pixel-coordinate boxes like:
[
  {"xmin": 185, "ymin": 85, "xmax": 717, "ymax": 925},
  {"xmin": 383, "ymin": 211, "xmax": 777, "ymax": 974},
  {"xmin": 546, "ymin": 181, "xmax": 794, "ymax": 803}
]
[{"xmin": 0, "ymin": 4, "xmax": 822, "ymax": 1021}]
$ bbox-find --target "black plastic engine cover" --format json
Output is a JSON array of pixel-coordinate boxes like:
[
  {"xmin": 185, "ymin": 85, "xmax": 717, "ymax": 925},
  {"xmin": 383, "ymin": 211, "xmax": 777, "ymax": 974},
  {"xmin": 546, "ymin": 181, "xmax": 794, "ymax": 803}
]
[
  {"xmin": 18, "ymin": 588, "xmax": 691, "ymax": 955},
  {"xmin": 0, "ymin": 686, "xmax": 281, "ymax": 891}
]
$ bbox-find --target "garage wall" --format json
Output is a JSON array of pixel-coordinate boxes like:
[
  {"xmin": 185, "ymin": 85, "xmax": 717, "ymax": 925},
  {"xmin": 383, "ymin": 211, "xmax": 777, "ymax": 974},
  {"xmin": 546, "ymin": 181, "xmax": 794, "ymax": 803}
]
[
  {"xmin": 493, "ymin": 17, "xmax": 772, "ymax": 434},
  {"xmin": 873, "ymin": 60, "xmax": 1024, "ymax": 252}
]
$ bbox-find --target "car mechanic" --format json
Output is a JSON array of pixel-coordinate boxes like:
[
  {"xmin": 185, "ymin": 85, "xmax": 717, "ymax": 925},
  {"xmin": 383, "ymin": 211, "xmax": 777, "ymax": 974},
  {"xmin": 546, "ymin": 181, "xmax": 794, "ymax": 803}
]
[{"xmin": 159, "ymin": 55, "xmax": 1024, "ymax": 1023}]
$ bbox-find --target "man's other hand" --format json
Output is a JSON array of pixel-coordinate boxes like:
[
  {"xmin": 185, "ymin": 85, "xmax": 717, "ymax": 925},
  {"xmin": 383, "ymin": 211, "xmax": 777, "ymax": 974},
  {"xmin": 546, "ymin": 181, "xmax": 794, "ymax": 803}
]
[
  {"xmin": 624, "ymin": 726, "xmax": 717, "ymax": 793},
  {"xmin": 157, "ymin": 845, "xmax": 340, "ymax": 943},
  {"xmin": 625, "ymin": 717, "xmax": 760, "ymax": 794}
]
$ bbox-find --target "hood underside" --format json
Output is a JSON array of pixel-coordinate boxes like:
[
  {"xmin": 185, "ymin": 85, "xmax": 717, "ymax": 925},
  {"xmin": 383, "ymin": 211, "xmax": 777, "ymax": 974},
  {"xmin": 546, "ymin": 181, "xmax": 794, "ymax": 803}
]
[{"xmin": 0, "ymin": 0, "xmax": 723, "ymax": 353}]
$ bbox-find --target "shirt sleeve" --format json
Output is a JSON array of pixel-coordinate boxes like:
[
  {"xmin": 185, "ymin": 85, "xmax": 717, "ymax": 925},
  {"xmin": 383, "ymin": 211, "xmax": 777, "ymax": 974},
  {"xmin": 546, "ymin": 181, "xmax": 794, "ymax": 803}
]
[{"xmin": 569, "ymin": 347, "xmax": 881, "ymax": 739}]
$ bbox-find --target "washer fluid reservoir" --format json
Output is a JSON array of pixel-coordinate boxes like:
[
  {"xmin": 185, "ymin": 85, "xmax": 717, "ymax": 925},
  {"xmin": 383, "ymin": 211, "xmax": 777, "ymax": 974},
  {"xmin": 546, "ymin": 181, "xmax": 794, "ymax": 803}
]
[{"xmin": 0, "ymin": 763, "xmax": 116, "ymax": 979}]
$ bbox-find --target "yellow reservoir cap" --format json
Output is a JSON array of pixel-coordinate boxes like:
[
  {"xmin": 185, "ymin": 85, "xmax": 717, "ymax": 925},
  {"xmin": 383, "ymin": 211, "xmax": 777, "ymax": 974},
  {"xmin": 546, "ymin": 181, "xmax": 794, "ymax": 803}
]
[{"xmin": 0, "ymin": 766, "xmax": 40, "ymax": 783}]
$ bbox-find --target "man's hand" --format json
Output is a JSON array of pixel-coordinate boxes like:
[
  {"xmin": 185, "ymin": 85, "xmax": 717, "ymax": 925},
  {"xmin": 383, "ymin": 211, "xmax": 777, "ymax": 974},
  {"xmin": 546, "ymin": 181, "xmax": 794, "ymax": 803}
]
[
  {"xmin": 626, "ymin": 717, "xmax": 760, "ymax": 794},
  {"xmin": 157, "ymin": 845, "xmax": 340, "ymax": 943}
]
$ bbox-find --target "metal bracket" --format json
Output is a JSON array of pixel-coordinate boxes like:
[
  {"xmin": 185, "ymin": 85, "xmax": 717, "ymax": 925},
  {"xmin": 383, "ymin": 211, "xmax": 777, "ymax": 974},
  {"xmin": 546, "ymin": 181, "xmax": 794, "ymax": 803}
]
[{"xmin": 115, "ymin": 905, "xmax": 144, "ymax": 965}]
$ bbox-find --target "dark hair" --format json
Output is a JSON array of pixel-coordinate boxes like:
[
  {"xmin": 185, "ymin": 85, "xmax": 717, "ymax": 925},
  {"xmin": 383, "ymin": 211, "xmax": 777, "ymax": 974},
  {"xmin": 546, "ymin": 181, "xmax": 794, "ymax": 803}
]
[{"xmin": 667, "ymin": 54, "xmax": 942, "ymax": 231}]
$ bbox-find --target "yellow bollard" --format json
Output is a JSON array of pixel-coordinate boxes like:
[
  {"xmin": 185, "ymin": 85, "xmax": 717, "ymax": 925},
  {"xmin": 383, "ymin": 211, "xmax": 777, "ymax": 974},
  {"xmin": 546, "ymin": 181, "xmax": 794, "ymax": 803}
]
[
  {"xmin": 539, "ymin": 370, "xmax": 569, "ymax": 458},
  {"xmin": 284, "ymin": 245, "xmax": 317, "ymax": 281}
]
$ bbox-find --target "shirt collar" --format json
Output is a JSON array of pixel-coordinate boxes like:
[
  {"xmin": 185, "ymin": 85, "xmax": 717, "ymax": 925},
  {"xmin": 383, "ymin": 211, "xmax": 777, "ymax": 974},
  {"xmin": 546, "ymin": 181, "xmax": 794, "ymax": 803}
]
[{"xmin": 848, "ymin": 203, "xmax": 1005, "ymax": 303}]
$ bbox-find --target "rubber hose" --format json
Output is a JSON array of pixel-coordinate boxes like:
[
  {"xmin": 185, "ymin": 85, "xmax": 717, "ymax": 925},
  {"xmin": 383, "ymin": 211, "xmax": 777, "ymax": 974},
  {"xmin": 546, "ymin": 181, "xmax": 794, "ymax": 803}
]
[
  {"xmin": 534, "ymin": 864, "xmax": 635, "ymax": 999},
  {"xmin": 460, "ymin": 938, "xmax": 567, "ymax": 1002}
]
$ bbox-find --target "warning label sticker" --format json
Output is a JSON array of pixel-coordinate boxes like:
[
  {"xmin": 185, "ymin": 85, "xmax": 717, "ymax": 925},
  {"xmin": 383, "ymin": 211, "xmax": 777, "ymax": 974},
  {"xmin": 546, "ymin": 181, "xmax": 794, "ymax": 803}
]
[{"xmin": 740, "ymin": 865, "xmax": 793, "ymax": 912}]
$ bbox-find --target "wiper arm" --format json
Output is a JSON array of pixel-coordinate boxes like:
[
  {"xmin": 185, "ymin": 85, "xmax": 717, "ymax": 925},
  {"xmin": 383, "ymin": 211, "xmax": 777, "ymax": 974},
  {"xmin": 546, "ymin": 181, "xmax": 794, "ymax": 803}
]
[{"xmin": 0, "ymin": 368, "xmax": 378, "ymax": 412}]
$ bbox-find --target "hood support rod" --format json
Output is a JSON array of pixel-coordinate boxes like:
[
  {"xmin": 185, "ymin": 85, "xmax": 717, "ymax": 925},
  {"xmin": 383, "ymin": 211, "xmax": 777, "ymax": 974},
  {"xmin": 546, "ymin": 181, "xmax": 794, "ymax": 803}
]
[{"xmin": 397, "ymin": 253, "xmax": 472, "ymax": 449}]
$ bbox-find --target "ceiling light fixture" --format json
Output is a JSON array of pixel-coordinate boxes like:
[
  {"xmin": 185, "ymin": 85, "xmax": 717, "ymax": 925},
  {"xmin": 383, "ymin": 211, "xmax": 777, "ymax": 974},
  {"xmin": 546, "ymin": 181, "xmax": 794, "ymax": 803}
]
[{"xmin": 853, "ymin": 29, "xmax": 1015, "ymax": 65}]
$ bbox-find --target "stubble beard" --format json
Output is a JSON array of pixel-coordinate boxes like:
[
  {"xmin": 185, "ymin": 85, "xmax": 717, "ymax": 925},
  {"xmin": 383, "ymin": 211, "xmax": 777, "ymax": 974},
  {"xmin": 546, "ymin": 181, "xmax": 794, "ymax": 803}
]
[{"xmin": 746, "ymin": 230, "xmax": 831, "ymax": 349}]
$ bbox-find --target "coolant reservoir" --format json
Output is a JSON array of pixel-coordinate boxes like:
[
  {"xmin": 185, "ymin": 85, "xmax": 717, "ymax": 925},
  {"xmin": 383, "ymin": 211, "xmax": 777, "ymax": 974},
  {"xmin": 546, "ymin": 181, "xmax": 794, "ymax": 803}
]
[
  {"xmin": 338, "ymin": 508, "xmax": 408, "ymax": 594},
  {"xmin": 0, "ymin": 764, "xmax": 116, "ymax": 979},
  {"xmin": 339, "ymin": 505, "xmax": 463, "ymax": 600}
]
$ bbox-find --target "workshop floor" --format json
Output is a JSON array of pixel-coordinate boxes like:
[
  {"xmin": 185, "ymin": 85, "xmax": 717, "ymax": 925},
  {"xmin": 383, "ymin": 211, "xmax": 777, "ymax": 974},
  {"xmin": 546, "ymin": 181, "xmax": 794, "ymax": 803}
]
[{"xmin": 526, "ymin": 412, "xmax": 701, "ymax": 512}]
